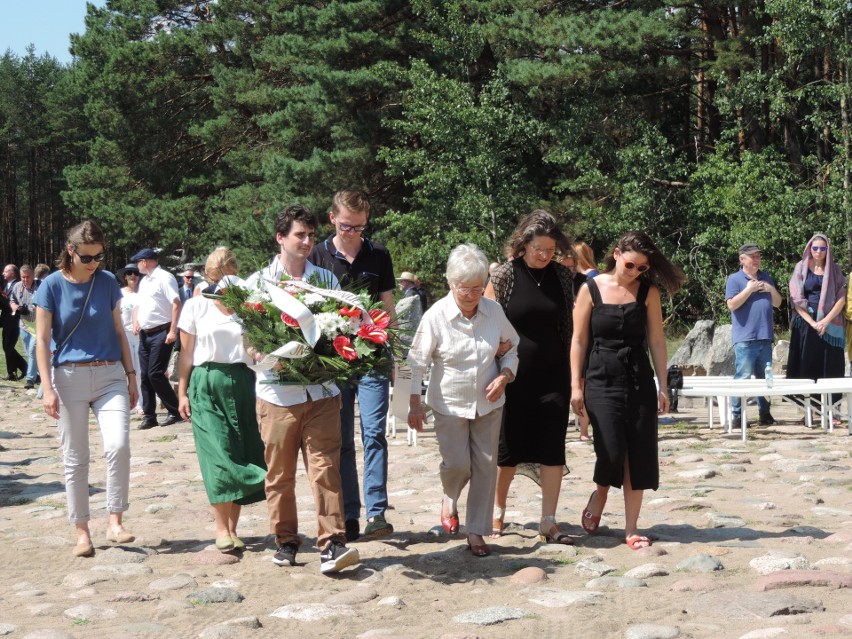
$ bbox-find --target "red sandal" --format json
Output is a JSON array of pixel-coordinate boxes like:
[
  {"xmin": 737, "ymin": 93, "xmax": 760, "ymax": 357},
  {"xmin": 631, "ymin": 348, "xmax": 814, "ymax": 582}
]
[
  {"xmin": 625, "ymin": 535, "xmax": 652, "ymax": 550},
  {"xmin": 581, "ymin": 492, "xmax": 602, "ymax": 534}
]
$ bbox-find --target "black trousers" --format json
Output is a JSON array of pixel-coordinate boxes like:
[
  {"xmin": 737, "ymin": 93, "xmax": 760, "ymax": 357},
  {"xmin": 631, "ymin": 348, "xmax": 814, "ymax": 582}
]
[
  {"xmin": 2, "ymin": 324, "xmax": 27, "ymax": 377},
  {"xmin": 138, "ymin": 329, "xmax": 179, "ymax": 418}
]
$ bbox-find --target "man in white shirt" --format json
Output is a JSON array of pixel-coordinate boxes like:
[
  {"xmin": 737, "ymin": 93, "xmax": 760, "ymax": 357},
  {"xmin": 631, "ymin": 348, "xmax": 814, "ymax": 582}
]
[
  {"xmin": 245, "ymin": 204, "xmax": 359, "ymax": 575},
  {"xmin": 131, "ymin": 248, "xmax": 182, "ymax": 429}
]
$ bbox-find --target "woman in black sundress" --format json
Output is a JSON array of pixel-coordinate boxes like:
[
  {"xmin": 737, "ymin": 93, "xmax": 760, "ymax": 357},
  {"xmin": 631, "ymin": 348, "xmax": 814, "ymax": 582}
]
[
  {"xmin": 485, "ymin": 210, "xmax": 575, "ymax": 545},
  {"xmin": 570, "ymin": 231, "xmax": 684, "ymax": 550}
]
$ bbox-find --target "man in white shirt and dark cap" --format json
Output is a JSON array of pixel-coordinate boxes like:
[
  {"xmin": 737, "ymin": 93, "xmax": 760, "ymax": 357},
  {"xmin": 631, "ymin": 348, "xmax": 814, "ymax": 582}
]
[{"xmin": 131, "ymin": 248, "xmax": 183, "ymax": 429}]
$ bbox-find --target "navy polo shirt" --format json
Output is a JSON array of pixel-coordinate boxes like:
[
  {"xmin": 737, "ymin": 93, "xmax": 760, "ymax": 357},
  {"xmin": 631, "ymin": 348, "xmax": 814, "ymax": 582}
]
[{"xmin": 308, "ymin": 236, "xmax": 396, "ymax": 302}]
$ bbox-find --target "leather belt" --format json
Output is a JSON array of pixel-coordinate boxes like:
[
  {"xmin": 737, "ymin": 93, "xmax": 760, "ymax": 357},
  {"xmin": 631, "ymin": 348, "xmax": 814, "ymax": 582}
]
[
  {"xmin": 58, "ymin": 360, "xmax": 119, "ymax": 368},
  {"xmin": 141, "ymin": 323, "xmax": 171, "ymax": 335}
]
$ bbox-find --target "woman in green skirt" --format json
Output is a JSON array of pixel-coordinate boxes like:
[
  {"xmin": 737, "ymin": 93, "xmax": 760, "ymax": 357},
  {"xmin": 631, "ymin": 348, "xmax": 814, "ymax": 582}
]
[{"xmin": 177, "ymin": 247, "xmax": 266, "ymax": 552}]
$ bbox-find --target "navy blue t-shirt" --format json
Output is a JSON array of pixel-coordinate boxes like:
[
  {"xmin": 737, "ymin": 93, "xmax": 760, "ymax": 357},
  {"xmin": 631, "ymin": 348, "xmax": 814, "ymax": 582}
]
[
  {"xmin": 33, "ymin": 270, "xmax": 122, "ymax": 365},
  {"xmin": 308, "ymin": 236, "xmax": 395, "ymax": 302}
]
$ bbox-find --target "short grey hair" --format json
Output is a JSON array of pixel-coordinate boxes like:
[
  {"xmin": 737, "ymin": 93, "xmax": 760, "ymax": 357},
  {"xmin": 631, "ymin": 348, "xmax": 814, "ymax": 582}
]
[{"xmin": 445, "ymin": 243, "xmax": 489, "ymax": 286}]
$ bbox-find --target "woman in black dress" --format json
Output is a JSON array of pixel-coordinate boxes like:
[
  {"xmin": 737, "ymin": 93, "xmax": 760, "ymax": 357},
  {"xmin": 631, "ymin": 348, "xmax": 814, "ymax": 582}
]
[
  {"xmin": 485, "ymin": 210, "xmax": 575, "ymax": 545},
  {"xmin": 570, "ymin": 231, "xmax": 683, "ymax": 549}
]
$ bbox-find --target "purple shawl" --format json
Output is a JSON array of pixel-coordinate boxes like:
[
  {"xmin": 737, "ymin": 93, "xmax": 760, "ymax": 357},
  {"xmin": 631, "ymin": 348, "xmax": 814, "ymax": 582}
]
[{"xmin": 788, "ymin": 233, "xmax": 846, "ymax": 348}]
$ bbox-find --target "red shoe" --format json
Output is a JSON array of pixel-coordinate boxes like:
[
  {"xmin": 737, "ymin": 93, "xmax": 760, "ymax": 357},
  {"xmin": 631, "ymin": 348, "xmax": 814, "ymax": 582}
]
[
  {"xmin": 467, "ymin": 535, "xmax": 490, "ymax": 557},
  {"xmin": 581, "ymin": 492, "xmax": 602, "ymax": 534},
  {"xmin": 441, "ymin": 513, "xmax": 459, "ymax": 534}
]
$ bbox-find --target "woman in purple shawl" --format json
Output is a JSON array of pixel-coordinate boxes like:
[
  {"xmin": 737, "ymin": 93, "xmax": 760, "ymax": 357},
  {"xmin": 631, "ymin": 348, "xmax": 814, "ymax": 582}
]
[{"xmin": 787, "ymin": 234, "xmax": 846, "ymax": 410}]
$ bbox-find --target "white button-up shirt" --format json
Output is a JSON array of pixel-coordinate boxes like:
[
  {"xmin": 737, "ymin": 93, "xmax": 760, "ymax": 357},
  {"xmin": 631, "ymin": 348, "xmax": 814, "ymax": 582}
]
[
  {"xmin": 407, "ymin": 292, "xmax": 519, "ymax": 419},
  {"xmin": 136, "ymin": 265, "xmax": 180, "ymax": 329},
  {"xmin": 245, "ymin": 257, "xmax": 341, "ymax": 408}
]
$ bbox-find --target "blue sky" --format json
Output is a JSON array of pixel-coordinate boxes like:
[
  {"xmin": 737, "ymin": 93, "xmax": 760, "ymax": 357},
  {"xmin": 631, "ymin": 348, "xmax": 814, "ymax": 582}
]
[{"xmin": 1, "ymin": 0, "xmax": 106, "ymax": 64}]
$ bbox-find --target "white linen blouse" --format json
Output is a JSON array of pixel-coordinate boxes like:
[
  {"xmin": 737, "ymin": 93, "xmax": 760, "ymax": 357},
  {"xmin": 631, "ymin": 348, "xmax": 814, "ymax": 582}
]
[{"xmin": 177, "ymin": 296, "xmax": 253, "ymax": 367}]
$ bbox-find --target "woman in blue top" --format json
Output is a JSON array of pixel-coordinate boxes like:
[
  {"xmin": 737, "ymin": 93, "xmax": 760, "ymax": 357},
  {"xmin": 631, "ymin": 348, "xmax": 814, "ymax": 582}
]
[{"xmin": 34, "ymin": 220, "xmax": 139, "ymax": 558}]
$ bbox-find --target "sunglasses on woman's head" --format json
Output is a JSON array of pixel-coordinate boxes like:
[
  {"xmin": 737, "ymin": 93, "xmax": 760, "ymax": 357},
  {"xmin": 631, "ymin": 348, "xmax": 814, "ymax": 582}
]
[
  {"xmin": 74, "ymin": 249, "xmax": 106, "ymax": 264},
  {"xmin": 624, "ymin": 261, "xmax": 650, "ymax": 272}
]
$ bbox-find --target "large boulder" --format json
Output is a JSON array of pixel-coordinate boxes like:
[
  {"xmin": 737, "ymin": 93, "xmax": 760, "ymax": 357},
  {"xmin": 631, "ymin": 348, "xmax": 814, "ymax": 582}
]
[
  {"xmin": 707, "ymin": 324, "xmax": 734, "ymax": 375},
  {"xmin": 772, "ymin": 340, "xmax": 789, "ymax": 373},
  {"xmin": 669, "ymin": 320, "xmax": 715, "ymax": 370}
]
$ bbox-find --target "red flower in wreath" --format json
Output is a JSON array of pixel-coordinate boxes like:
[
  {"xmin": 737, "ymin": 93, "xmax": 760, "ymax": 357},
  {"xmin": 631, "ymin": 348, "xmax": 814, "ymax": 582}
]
[
  {"xmin": 333, "ymin": 335, "xmax": 358, "ymax": 360},
  {"xmin": 357, "ymin": 324, "xmax": 388, "ymax": 344},
  {"xmin": 280, "ymin": 312, "xmax": 299, "ymax": 327},
  {"xmin": 338, "ymin": 306, "xmax": 362, "ymax": 319},
  {"xmin": 367, "ymin": 309, "xmax": 391, "ymax": 329}
]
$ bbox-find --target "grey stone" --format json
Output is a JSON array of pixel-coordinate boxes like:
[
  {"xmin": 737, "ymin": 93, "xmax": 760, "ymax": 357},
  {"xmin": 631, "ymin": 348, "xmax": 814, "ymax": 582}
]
[
  {"xmin": 624, "ymin": 563, "xmax": 669, "ymax": 579},
  {"xmin": 737, "ymin": 630, "xmax": 787, "ymax": 639},
  {"xmin": 585, "ymin": 576, "xmax": 647, "ymax": 589},
  {"xmin": 534, "ymin": 543, "xmax": 578, "ymax": 557},
  {"xmin": 526, "ymin": 588, "xmax": 605, "ymax": 608},
  {"xmin": 452, "ymin": 606, "xmax": 528, "ymax": 626},
  {"xmin": 326, "ymin": 587, "xmax": 378, "ymax": 605},
  {"xmin": 0, "ymin": 625, "xmax": 17, "ymax": 636},
  {"xmin": 813, "ymin": 556, "xmax": 852, "ymax": 569},
  {"xmin": 684, "ymin": 591, "xmax": 824, "ymax": 619},
  {"xmin": 705, "ymin": 513, "xmax": 746, "ymax": 528},
  {"xmin": 574, "ymin": 557, "xmax": 616, "ymax": 577},
  {"xmin": 749, "ymin": 552, "xmax": 812, "ymax": 575},
  {"xmin": 108, "ymin": 591, "xmax": 159, "ymax": 603},
  {"xmin": 674, "ymin": 454, "xmax": 704, "ymax": 464},
  {"xmin": 90, "ymin": 563, "xmax": 152, "ymax": 577},
  {"xmin": 624, "ymin": 624, "xmax": 681, "ymax": 639},
  {"xmin": 21, "ymin": 632, "xmax": 76, "ymax": 639},
  {"xmin": 708, "ymin": 324, "xmax": 734, "ymax": 375},
  {"xmin": 811, "ymin": 506, "xmax": 852, "ymax": 517},
  {"xmin": 149, "ymin": 574, "xmax": 198, "ymax": 591},
  {"xmin": 670, "ymin": 320, "xmax": 714, "ymax": 370},
  {"xmin": 93, "ymin": 547, "xmax": 148, "ymax": 564},
  {"xmin": 63, "ymin": 603, "xmax": 118, "ymax": 620},
  {"xmin": 270, "ymin": 604, "xmax": 355, "ymax": 621},
  {"xmin": 187, "ymin": 588, "xmax": 244, "ymax": 604},
  {"xmin": 677, "ymin": 468, "xmax": 717, "ymax": 480},
  {"xmin": 62, "ymin": 571, "xmax": 111, "ymax": 588},
  {"xmin": 377, "ymin": 596, "xmax": 405, "ymax": 607},
  {"xmin": 772, "ymin": 459, "xmax": 848, "ymax": 473},
  {"xmin": 675, "ymin": 554, "xmax": 724, "ymax": 573}
]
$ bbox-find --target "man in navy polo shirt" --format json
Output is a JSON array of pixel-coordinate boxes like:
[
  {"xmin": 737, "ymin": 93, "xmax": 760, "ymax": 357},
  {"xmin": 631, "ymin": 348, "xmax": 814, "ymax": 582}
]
[
  {"xmin": 308, "ymin": 190, "xmax": 396, "ymax": 541},
  {"xmin": 725, "ymin": 243, "xmax": 782, "ymax": 425}
]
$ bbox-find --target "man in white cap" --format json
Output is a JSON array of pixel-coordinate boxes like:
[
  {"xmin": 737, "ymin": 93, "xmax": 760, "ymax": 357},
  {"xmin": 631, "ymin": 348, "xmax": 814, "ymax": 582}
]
[{"xmin": 398, "ymin": 271, "xmax": 426, "ymax": 313}]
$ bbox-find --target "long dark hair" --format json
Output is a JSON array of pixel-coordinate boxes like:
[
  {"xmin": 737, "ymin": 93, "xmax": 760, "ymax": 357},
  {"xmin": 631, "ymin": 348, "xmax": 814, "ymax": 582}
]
[
  {"xmin": 603, "ymin": 230, "xmax": 685, "ymax": 295},
  {"xmin": 57, "ymin": 220, "xmax": 107, "ymax": 272},
  {"xmin": 504, "ymin": 209, "xmax": 571, "ymax": 259}
]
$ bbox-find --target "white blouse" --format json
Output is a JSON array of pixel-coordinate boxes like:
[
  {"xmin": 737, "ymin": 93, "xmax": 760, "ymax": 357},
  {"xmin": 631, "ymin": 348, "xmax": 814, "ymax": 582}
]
[
  {"xmin": 177, "ymin": 296, "xmax": 253, "ymax": 367},
  {"xmin": 120, "ymin": 290, "xmax": 138, "ymax": 334},
  {"xmin": 406, "ymin": 293, "xmax": 519, "ymax": 419}
]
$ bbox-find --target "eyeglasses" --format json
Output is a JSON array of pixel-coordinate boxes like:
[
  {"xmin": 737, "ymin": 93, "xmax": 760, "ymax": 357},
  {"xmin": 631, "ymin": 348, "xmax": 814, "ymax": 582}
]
[
  {"xmin": 624, "ymin": 261, "xmax": 650, "ymax": 273},
  {"xmin": 529, "ymin": 245, "xmax": 556, "ymax": 257},
  {"xmin": 75, "ymin": 249, "xmax": 106, "ymax": 264},
  {"xmin": 337, "ymin": 222, "xmax": 368, "ymax": 233},
  {"xmin": 811, "ymin": 246, "xmax": 827, "ymax": 252},
  {"xmin": 125, "ymin": 272, "xmax": 139, "ymax": 277},
  {"xmin": 454, "ymin": 285, "xmax": 485, "ymax": 295}
]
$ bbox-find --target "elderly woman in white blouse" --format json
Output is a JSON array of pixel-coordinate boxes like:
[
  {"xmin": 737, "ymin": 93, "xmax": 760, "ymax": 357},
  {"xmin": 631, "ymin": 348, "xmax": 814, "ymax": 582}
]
[{"xmin": 407, "ymin": 244, "xmax": 519, "ymax": 557}]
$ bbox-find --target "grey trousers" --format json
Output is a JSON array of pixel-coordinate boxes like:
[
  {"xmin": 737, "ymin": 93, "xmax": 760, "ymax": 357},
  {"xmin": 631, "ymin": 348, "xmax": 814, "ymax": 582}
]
[
  {"xmin": 433, "ymin": 408, "xmax": 502, "ymax": 537},
  {"xmin": 53, "ymin": 363, "xmax": 131, "ymax": 523}
]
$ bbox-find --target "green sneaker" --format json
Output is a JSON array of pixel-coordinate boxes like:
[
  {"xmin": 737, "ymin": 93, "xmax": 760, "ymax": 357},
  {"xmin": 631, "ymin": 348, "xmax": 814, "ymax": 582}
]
[{"xmin": 363, "ymin": 514, "xmax": 393, "ymax": 538}]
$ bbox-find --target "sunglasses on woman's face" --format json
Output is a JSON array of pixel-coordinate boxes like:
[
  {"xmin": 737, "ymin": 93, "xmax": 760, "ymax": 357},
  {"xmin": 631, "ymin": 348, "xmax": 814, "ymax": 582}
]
[
  {"xmin": 811, "ymin": 246, "xmax": 827, "ymax": 252},
  {"xmin": 75, "ymin": 249, "xmax": 106, "ymax": 264},
  {"xmin": 624, "ymin": 261, "xmax": 650, "ymax": 273}
]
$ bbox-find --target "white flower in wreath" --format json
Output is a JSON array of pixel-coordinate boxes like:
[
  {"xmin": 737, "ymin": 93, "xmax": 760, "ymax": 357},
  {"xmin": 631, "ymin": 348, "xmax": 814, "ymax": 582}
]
[
  {"xmin": 246, "ymin": 289, "xmax": 271, "ymax": 305},
  {"xmin": 302, "ymin": 292, "xmax": 326, "ymax": 309},
  {"xmin": 315, "ymin": 312, "xmax": 350, "ymax": 340}
]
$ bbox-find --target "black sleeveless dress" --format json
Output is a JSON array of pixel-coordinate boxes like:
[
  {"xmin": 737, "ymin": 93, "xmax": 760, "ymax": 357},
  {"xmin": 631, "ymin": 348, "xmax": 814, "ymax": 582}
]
[
  {"xmin": 583, "ymin": 279, "xmax": 659, "ymax": 490},
  {"xmin": 498, "ymin": 260, "xmax": 570, "ymax": 466}
]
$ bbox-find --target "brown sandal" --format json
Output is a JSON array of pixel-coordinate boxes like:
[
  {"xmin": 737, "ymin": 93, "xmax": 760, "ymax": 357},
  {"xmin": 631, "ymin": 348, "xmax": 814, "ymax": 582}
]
[{"xmin": 490, "ymin": 507, "xmax": 505, "ymax": 538}]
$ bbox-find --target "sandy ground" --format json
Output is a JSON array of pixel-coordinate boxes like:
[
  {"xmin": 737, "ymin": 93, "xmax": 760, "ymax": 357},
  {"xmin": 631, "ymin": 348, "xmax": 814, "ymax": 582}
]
[{"xmin": 0, "ymin": 380, "xmax": 851, "ymax": 639}]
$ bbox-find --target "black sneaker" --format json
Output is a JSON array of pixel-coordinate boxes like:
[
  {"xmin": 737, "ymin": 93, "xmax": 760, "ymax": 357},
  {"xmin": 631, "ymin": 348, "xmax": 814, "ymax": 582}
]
[
  {"xmin": 319, "ymin": 540, "xmax": 359, "ymax": 574},
  {"xmin": 272, "ymin": 542, "xmax": 298, "ymax": 567},
  {"xmin": 345, "ymin": 518, "xmax": 360, "ymax": 542},
  {"xmin": 759, "ymin": 414, "xmax": 776, "ymax": 425},
  {"xmin": 363, "ymin": 514, "xmax": 393, "ymax": 538},
  {"xmin": 23, "ymin": 381, "xmax": 34, "ymax": 390}
]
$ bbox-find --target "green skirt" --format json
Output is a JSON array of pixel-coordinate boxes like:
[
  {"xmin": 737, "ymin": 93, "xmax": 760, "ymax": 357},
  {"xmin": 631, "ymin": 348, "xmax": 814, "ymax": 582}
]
[{"xmin": 189, "ymin": 362, "xmax": 267, "ymax": 505}]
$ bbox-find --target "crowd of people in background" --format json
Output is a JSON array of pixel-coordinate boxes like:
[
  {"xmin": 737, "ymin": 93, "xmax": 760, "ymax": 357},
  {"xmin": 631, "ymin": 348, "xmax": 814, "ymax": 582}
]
[{"xmin": 3, "ymin": 192, "xmax": 848, "ymax": 571}]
